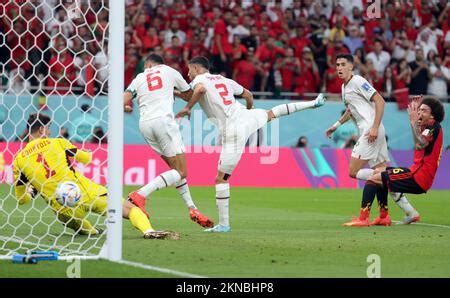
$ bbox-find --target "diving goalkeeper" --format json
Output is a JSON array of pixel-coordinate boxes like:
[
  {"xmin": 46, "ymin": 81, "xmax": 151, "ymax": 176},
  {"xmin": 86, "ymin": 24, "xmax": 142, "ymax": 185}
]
[{"xmin": 13, "ymin": 113, "xmax": 173, "ymax": 239}]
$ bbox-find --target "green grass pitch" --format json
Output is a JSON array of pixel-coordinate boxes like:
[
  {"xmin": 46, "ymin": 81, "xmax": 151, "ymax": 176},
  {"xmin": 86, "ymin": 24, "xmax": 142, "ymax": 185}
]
[{"xmin": 1, "ymin": 184, "xmax": 450, "ymax": 277}]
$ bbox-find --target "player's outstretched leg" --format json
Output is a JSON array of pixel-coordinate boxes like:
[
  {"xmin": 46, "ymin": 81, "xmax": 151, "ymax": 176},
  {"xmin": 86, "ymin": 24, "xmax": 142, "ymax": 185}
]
[
  {"xmin": 269, "ymin": 93, "xmax": 326, "ymax": 119},
  {"xmin": 175, "ymin": 178, "xmax": 214, "ymax": 228}
]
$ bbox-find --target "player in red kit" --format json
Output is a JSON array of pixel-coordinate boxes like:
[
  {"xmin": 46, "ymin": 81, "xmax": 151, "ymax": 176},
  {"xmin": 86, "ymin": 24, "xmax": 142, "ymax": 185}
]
[{"xmin": 356, "ymin": 95, "xmax": 445, "ymax": 225}]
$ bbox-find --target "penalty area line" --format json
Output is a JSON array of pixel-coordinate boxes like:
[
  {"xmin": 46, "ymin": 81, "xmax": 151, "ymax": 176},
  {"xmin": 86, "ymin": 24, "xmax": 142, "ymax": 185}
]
[{"xmin": 114, "ymin": 259, "xmax": 208, "ymax": 278}]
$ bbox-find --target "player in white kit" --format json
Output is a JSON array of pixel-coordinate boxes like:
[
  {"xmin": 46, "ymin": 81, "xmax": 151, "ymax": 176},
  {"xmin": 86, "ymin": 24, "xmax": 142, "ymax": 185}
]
[
  {"xmin": 176, "ymin": 56, "xmax": 326, "ymax": 232},
  {"xmin": 123, "ymin": 53, "xmax": 214, "ymax": 229},
  {"xmin": 325, "ymin": 54, "xmax": 418, "ymax": 226}
]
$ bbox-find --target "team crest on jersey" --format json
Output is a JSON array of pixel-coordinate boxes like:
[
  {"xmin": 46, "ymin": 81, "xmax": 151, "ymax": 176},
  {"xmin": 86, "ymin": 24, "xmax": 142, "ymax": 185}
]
[{"xmin": 361, "ymin": 82, "xmax": 373, "ymax": 92}]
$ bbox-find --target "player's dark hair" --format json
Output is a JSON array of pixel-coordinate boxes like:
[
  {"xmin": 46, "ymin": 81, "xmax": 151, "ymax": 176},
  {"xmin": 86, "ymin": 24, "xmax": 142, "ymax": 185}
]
[
  {"xmin": 145, "ymin": 53, "xmax": 165, "ymax": 65},
  {"xmin": 188, "ymin": 56, "xmax": 210, "ymax": 70},
  {"xmin": 336, "ymin": 53, "xmax": 354, "ymax": 63},
  {"xmin": 421, "ymin": 98, "xmax": 445, "ymax": 123},
  {"xmin": 27, "ymin": 113, "xmax": 51, "ymax": 133}
]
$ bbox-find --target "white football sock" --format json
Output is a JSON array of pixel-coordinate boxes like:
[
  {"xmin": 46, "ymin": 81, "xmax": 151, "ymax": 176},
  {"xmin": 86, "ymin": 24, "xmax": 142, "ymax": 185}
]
[
  {"xmin": 138, "ymin": 169, "xmax": 181, "ymax": 197},
  {"xmin": 271, "ymin": 101, "xmax": 316, "ymax": 118},
  {"xmin": 175, "ymin": 178, "xmax": 196, "ymax": 209},
  {"xmin": 390, "ymin": 192, "xmax": 417, "ymax": 216},
  {"xmin": 356, "ymin": 168, "xmax": 375, "ymax": 180},
  {"xmin": 216, "ymin": 183, "xmax": 230, "ymax": 227}
]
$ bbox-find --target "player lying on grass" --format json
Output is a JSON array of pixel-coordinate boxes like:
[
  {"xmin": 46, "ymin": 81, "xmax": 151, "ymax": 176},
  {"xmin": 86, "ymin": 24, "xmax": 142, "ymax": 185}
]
[
  {"xmin": 175, "ymin": 56, "xmax": 326, "ymax": 233},
  {"xmin": 123, "ymin": 53, "xmax": 213, "ymax": 229},
  {"xmin": 347, "ymin": 96, "xmax": 445, "ymax": 227},
  {"xmin": 326, "ymin": 53, "xmax": 418, "ymax": 226},
  {"xmin": 13, "ymin": 113, "xmax": 175, "ymax": 239}
]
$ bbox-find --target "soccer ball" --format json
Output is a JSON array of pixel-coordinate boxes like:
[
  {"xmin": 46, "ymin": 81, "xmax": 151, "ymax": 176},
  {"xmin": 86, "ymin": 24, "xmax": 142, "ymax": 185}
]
[{"xmin": 55, "ymin": 181, "xmax": 81, "ymax": 207}]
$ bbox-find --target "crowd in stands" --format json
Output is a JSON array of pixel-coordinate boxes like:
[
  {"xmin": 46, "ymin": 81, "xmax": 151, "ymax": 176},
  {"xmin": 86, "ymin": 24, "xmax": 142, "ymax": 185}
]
[{"xmin": 1, "ymin": 0, "xmax": 450, "ymax": 103}]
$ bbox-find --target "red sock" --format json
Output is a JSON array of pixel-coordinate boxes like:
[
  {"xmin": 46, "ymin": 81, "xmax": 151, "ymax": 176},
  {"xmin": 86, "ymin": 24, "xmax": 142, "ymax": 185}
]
[
  {"xmin": 380, "ymin": 207, "xmax": 389, "ymax": 218},
  {"xmin": 359, "ymin": 208, "xmax": 370, "ymax": 220}
]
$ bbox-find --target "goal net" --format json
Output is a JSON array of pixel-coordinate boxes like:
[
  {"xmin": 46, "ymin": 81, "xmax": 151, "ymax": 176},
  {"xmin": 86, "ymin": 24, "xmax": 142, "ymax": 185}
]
[{"xmin": 0, "ymin": 0, "xmax": 123, "ymax": 261}]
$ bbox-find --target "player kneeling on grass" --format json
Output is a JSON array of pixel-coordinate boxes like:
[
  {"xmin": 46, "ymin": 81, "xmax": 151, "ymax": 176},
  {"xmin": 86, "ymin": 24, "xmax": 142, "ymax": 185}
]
[
  {"xmin": 13, "ymin": 113, "xmax": 176, "ymax": 239},
  {"xmin": 345, "ymin": 96, "xmax": 445, "ymax": 226}
]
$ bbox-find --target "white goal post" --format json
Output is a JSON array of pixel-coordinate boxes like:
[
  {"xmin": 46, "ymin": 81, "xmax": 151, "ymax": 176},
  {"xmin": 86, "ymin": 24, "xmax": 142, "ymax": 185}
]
[{"xmin": 0, "ymin": 0, "xmax": 124, "ymax": 262}]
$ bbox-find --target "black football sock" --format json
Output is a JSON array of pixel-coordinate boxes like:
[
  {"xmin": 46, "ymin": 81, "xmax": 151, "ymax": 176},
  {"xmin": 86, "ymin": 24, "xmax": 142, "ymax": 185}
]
[{"xmin": 376, "ymin": 185, "xmax": 389, "ymax": 218}]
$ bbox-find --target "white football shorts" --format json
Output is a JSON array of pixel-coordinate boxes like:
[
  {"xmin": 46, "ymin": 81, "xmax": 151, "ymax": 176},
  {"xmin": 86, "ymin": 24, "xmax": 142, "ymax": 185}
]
[
  {"xmin": 351, "ymin": 125, "xmax": 390, "ymax": 168},
  {"xmin": 218, "ymin": 108, "xmax": 268, "ymax": 174},
  {"xmin": 139, "ymin": 116, "xmax": 185, "ymax": 157}
]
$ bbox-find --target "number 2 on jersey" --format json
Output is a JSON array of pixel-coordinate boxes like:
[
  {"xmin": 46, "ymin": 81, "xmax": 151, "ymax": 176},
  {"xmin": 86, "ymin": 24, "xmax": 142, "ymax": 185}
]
[
  {"xmin": 215, "ymin": 83, "xmax": 232, "ymax": 105},
  {"xmin": 36, "ymin": 153, "xmax": 55, "ymax": 178},
  {"xmin": 146, "ymin": 71, "xmax": 163, "ymax": 91}
]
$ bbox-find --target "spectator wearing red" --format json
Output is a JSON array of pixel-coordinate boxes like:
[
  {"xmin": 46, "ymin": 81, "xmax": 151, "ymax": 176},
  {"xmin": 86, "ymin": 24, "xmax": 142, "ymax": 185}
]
[
  {"xmin": 230, "ymin": 35, "xmax": 248, "ymax": 69},
  {"xmin": 255, "ymin": 36, "xmax": 285, "ymax": 71},
  {"xmin": 124, "ymin": 45, "xmax": 139, "ymax": 88},
  {"xmin": 232, "ymin": 49, "xmax": 265, "ymax": 91},
  {"xmin": 132, "ymin": 12, "xmax": 150, "ymax": 42},
  {"xmin": 325, "ymin": 66, "xmax": 343, "ymax": 95},
  {"xmin": 289, "ymin": 26, "xmax": 311, "ymax": 59},
  {"xmin": 294, "ymin": 47, "xmax": 320, "ymax": 95},
  {"xmin": 255, "ymin": 11, "xmax": 272, "ymax": 30},
  {"xmin": 6, "ymin": 21, "xmax": 31, "ymax": 74},
  {"xmin": 47, "ymin": 41, "xmax": 76, "ymax": 95},
  {"xmin": 386, "ymin": 2, "xmax": 406, "ymax": 33},
  {"xmin": 326, "ymin": 38, "xmax": 350, "ymax": 68},
  {"xmin": 404, "ymin": 16, "xmax": 419, "ymax": 42},
  {"xmin": 417, "ymin": 1, "xmax": 434, "ymax": 27},
  {"xmin": 167, "ymin": 0, "xmax": 190, "ymax": 31},
  {"xmin": 185, "ymin": 18, "xmax": 202, "ymax": 40},
  {"xmin": 142, "ymin": 27, "xmax": 160, "ymax": 52},
  {"xmin": 183, "ymin": 34, "xmax": 209, "ymax": 66},
  {"xmin": 329, "ymin": 2, "xmax": 349, "ymax": 29},
  {"xmin": 165, "ymin": 36, "xmax": 184, "ymax": 66},
  {"xmin": 274, "ymin": 47, "xmax": 300, "ymax": 92},
  {"xmin": 211, "ymin": 10, "xmax": 233, "ymax": 76}
]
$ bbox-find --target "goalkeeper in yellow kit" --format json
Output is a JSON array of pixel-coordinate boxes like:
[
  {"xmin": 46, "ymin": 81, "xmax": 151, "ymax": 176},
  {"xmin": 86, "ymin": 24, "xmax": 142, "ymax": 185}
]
[{"xmin": 13, "ymin": 113, "xmax": 173, "ymax": 239}]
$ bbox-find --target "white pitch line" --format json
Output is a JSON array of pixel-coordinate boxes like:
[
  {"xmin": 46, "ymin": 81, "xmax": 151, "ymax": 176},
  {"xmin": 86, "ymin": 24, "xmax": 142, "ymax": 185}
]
[
  {"xmin": 392, "ymin": 221, "xmax": 450, "ymax": 229},
  {"xmin": 115, "ymin": 259, "xmax": 207, "ymax": 278}
]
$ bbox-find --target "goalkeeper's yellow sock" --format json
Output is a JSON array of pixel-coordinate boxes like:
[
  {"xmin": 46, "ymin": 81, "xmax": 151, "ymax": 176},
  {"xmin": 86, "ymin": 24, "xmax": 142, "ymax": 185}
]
[{"xmin": 129, "ymin": 206, "xmax": 154, "ymax": 233}]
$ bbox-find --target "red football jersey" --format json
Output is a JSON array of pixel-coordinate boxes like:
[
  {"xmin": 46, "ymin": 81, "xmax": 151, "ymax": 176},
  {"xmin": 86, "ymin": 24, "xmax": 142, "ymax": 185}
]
[{"xmin": 409, "ymin": 120, "xmax": 443, "ymax": 191}]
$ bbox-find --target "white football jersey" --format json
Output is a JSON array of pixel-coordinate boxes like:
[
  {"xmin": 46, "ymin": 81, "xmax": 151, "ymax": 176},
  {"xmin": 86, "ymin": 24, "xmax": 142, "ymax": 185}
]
[
  {"xmin": 190, "ymin": 73, "xmax": 246, "ymax": 130},
  {"xmin": 126, "ymin": 64, "xmax": 190, "ymax": 121},
  {"xmin": 341, "ymin": 75, "xmax": 383, "ymax": 133}
]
